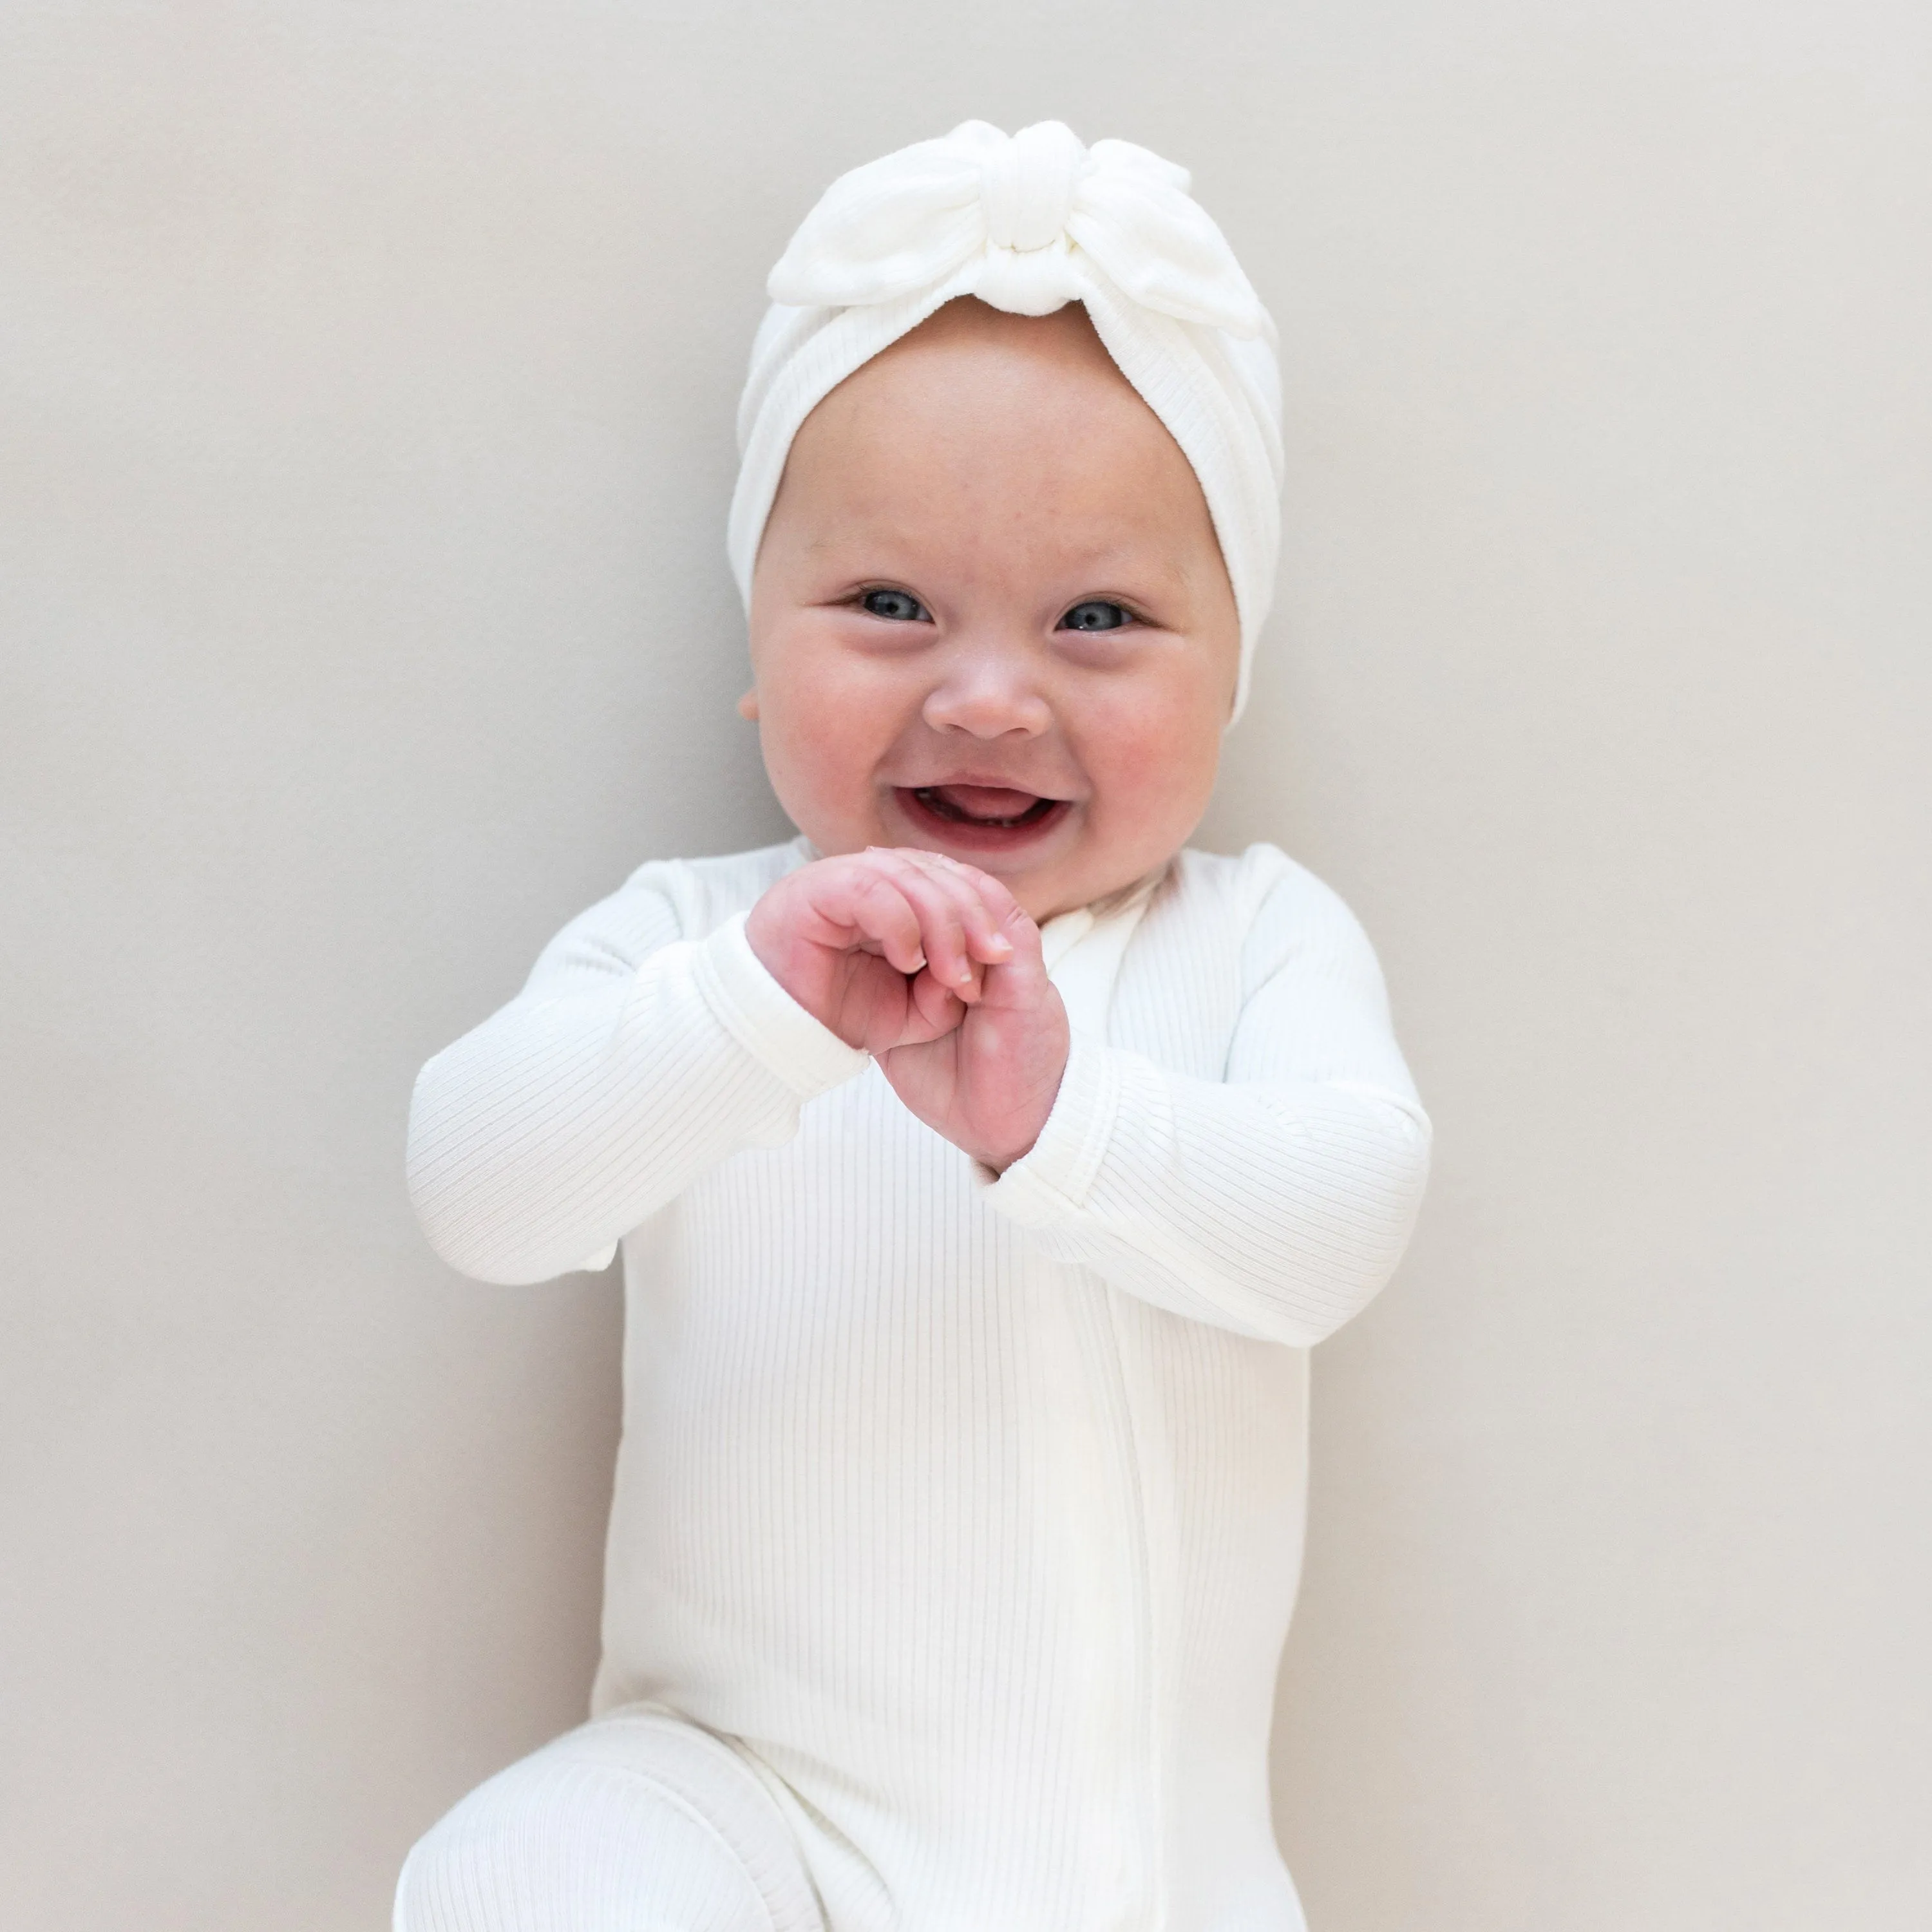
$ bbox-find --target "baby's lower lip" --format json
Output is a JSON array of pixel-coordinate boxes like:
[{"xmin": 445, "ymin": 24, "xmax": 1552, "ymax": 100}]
[{"xmin": 893, "ymin": 785, "xmax": 1072, "ymax": 851}]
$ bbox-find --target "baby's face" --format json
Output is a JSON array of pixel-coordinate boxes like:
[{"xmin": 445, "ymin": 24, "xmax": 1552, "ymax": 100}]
[{"xmin": 744, "ymin": 299, "xmax": 1240, "ymax": 922}]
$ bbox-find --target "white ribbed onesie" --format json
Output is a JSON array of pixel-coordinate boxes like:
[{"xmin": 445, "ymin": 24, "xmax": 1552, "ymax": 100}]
[{"xmin": 400, "ymin": 835, "xmax": 1430, "ymax": 1932}]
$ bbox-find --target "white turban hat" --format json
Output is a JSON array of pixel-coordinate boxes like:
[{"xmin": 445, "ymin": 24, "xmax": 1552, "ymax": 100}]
[{"xmin": 727, "ymin": 119, "xmax": 1285, "ymax": 721}]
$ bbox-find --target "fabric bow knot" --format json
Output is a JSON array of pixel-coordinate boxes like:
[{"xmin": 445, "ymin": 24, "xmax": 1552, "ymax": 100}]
[{"xmin": 768, "ymin": 119, "xmax": 1273, "ymax": 341}]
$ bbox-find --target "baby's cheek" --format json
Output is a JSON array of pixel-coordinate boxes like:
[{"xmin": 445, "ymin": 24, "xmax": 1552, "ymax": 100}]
[
  {"xmin": 759, "ymin": 654, "xmax": 900, "ymax": 837},
  {"xmin": 768, "ymin": 708, "xmax": 860, "ymax": 819},
  {"xmin": 1093, "ymin": 692, "xmax": 1220, "ymax": 832}
]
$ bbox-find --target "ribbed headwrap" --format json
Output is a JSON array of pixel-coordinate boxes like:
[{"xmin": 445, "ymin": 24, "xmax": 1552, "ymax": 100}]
[{"xmin": 728, "ymin": 120, "xmax": 1284, "ymax": 721}]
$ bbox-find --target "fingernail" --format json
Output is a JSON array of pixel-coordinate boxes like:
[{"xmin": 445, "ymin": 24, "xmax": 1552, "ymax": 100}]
[
  {"xmin": 909, "ymin": 952, "xmax": 926, "ymax": 971},
  {"xmin": 985, "ymin": 934, "xmax": 1014, "ymax": 957}
]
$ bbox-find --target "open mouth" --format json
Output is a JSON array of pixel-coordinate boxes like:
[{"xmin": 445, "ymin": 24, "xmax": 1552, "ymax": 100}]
[
  {"xmin": 913, "ymin": 785, "xmax": 1059, "ymax": 828},
  {"xmin": 894, "ymin": 784, "xmax": 1072, "ymax": 846}
]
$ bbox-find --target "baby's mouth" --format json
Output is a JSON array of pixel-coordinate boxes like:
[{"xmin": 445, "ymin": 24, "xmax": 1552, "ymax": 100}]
[
  {"xmin": 893, "ymin": 783, "xmax": 1073, "ymax": 849},
  {"xmin": 912, "ymin": 784, "xmax": 1060, "ymax": 828}
]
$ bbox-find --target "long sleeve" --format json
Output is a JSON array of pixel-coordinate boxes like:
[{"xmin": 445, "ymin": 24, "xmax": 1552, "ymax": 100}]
[
  {"xmin": 980, "ymin": 856, "xmax": 1431, "ymax": 1347},
  {"xmin": 406, "ymin": 866, "xmax": 868, "ymax": 1285}
]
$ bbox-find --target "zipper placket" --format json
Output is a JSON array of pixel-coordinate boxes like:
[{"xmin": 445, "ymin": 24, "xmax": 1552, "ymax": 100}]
[{"xmin": 1090, "ymin": 1286, "xmax": 1164, "ymax": 1931}]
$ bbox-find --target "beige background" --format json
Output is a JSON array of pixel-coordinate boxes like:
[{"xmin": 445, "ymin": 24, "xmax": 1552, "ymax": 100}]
[{"xmin": 3, "ymin": 3, "xmax": 1927, "ymax": 1927}]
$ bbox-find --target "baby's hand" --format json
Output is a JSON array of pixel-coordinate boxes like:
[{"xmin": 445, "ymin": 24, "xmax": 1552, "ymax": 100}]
[
  {"xmin": 746, "ymin": 848, "xmax": 1020, "ymax": 1056},
  {"xmin": 745, "ymin": 849, "xmax": 1068, "ymax": 1170}
]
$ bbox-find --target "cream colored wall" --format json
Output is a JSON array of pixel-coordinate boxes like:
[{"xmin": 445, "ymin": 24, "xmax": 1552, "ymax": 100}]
[{"xmin": 3, "ymin": 5, "xmax": 1926, "ymax": 1927}]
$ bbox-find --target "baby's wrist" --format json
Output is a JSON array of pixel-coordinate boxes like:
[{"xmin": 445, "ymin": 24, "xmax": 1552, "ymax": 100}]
[{"xmin": 968, "ymin": 1049, "xmax": 1069, "ymax": 1173}]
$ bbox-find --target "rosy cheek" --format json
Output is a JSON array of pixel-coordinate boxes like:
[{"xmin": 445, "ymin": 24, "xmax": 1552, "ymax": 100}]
[
  {"xmin": 775, "ymin": 697, "xmax": 855, "ymax": 800},
  {"xmin": 761, "ymin": 646, "xmax": 904, "ymax": 830},
  {"xmin": 1085, "ymin": 685, "xmax": 1218, "ymax": 826}
]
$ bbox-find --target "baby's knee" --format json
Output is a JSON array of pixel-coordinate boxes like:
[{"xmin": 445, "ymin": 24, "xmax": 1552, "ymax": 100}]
[{"xmin": 395, "ymin": 1716, "xmax": 818, "ymax": 1932}]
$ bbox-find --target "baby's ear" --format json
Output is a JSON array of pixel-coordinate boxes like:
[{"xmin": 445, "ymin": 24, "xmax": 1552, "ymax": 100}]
[{"xmin": 737, "ymin": 688, "xmax": 760, "ymax": 721}]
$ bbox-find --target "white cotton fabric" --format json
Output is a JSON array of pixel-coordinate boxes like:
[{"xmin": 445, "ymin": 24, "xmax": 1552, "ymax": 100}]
[
  {"xmin": 396, "ymin": 1704, "xmax": 826, "ymax": 1932},
  {"xmin": 728, "ymin": 120, "xmax": 1286, "ymax": 721},
  {"xmin": 405, "ymin": 837, "xmax": 1430, "ymax": 1932}
]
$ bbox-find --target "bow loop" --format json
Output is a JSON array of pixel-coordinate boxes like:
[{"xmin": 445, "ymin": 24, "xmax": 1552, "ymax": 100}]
[
  {"xmin": 765, "ymin": 135, "xmax": 985, "ymax": 310},
  {"xmin": 1068, "ymin": 144, "xmax": 1269, "ymax": 339}
]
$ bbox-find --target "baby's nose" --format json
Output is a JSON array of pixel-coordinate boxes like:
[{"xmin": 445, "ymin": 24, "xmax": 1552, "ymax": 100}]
[{"xmin": 920, "ymin": 651, "xmax": 1054, "ymax": 739}]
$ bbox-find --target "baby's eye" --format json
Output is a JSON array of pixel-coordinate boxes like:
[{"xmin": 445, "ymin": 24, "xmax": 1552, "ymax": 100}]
[
  {"xmin": 859, "ymin": 587, "xmax": 930, "ymax": 623},
  {"xmin": 1058, "ymin": 600, "xmax": 1135, "ymax": 633}
]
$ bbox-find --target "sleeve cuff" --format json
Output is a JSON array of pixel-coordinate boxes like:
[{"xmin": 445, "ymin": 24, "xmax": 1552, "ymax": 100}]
[
  {"xmin": 976, "ymin": 1028, "xmax": 1124, "ymax": 1229},
  {"xmin": 690, "ymin": 910, "xmax": 873, "ymax": 1101}
]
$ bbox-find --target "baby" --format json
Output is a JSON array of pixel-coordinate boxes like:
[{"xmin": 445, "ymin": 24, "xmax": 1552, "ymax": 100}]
[{"xmin": 399, "ymin": 121, "xmax": 1430, "ymax": 1932}]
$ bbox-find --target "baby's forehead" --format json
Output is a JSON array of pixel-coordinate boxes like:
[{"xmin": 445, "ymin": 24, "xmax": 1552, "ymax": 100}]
[
  {"xmin": 789, "ymin": 386, "xmax": 1209, "ymax": 556},
  {"xmin": 765, "ymin": 321, "xmax": 1218, "ymax": 600},
  {"xmin": 804, "ymin": 301, "xmax": 1176, "ymax": 471},
  {"xmin": 857, "ymin": 297, "xmax": 1133, "ymax": 399}
]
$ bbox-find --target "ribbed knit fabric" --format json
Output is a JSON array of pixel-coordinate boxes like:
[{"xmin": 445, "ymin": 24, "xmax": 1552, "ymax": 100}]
[
  {"xmin": 395, "ymin": 1705, "xmax": 826, "ymax": 1932},
  {"xmin": 404, "ymin": 837, "xmax": 1430, "ymax": 1932}
]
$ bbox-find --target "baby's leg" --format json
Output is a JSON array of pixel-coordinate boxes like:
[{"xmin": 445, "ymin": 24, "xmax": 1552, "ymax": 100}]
[{"xmin": 395, "ymin": 1704, "xmax": 824, "ymax": 1932}]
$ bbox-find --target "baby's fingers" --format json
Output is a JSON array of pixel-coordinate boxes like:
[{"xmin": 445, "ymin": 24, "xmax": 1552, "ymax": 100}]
[
  {"xmin": 909, "ymin": 854, "xmax": 1039, "ymax": 961},
  {"xmin": 909, "ymin": 857, "xmax": 1053, "ymax": 1012},
  {"xmin": 839, "ymin": 868, "xmax": 930, "ymax": 976},
  {"xmin": 862, "ymin": 849, "xmax": 994, "ymax": 998},
  {"xmin": 902, "ymin": 967, "xmax": 967, "ymax": 1043},
  {"xmin": 893, "ymin": 849, "xmax": 1021, "ymax": 969}
]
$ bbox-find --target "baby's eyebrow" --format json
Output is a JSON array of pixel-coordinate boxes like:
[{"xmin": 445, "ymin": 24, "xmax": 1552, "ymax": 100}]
[
  {"xmin": 800, "ymin": 521, "xmax": 929, "ymax": 561},
  {"xmin": 1043, "ymin": 524, "xmax": 1196, "ymax": 573},
  {"xmin": 1056, "ymin": 553, "xmax": 1195, "ymax": 600}
]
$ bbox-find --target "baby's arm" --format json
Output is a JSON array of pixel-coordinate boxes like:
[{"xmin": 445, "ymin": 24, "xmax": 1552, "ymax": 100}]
[
  {"xmin": 981, "ymin": 855, "xmax": 1432, "ymax": 1349},
  {"xmin": 406, "ymin": 851, "xmax": 1024, "ymax": 1285},
  {"xmin": 406, "ymin": 866, "xmax": 871, "ymax": 1285}
]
